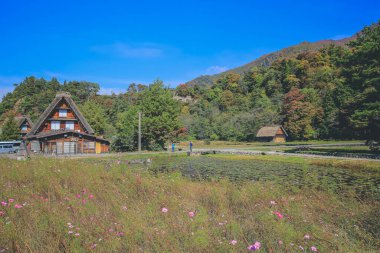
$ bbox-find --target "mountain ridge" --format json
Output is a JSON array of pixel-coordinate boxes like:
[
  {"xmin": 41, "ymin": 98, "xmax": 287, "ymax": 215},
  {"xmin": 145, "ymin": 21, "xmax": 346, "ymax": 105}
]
[{"xmin": 186, "ymin": 35, "xmax": 355, "ymax": 87}]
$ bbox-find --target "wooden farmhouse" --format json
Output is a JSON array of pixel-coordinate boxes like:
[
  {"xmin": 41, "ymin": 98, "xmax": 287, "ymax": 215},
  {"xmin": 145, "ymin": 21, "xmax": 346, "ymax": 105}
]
[
  {"xmin": 26, "ymin": 92, "xmax": 110, "ymax": 154},
  {"xmin": 256, "ymin": 125, "xmax": 288, "ymax": 143},
  {"xmin": 15, "ymin": 115, "xmax": 33, "ymax": 137}
]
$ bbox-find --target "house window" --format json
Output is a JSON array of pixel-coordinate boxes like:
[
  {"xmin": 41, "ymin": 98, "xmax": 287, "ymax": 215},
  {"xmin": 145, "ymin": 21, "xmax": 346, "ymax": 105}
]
[
  {"xmin": 51, "ymin": 121, "xmax": 60, "ymax": 130},
  {"xmin": 65, "ymin": 121, "xmax": 74, "ymax": 130},
  {"xmin": 21, "ymin": 124, "xmax": 27, "ymax": 131},
  {"xmin": 59, "ymin": 109, "xmax": 67, "ymax": 117}
]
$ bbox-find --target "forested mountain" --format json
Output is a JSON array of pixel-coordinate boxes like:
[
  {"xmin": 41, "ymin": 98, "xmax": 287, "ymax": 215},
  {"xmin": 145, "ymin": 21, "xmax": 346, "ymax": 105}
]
[
  {"xmin": 186, "ymin": 36, "xmax": 355, "ymax": 87},
  {"xmin": 0, "ymin": 21, "xmax": 379, "ymax": 149},
  {"xmin": 178, "ymin": 22, "xmax": 379, "ymax": 142}
]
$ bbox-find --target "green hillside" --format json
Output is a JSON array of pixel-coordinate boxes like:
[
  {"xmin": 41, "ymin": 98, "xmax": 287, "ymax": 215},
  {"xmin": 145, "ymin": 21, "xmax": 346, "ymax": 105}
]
[{"xmin": 186, "ymin": 36, "xmax": 355, "ymax": 87}]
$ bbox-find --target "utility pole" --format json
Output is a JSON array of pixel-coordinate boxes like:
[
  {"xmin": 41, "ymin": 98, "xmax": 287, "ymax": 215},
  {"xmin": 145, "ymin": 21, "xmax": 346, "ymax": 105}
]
[{"xmin": 138, "ymin": 111, "xmax": 141, "ymax": 152}]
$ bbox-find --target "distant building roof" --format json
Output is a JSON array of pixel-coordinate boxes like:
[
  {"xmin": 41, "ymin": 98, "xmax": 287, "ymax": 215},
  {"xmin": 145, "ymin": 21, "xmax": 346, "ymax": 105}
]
[
  {"xmin": 14, "ymin": 115, "xmax": 33, "ymax": 128},
  {"xmin": 256, "ymin": 125, "xmax": 288, "ymax": 137}
]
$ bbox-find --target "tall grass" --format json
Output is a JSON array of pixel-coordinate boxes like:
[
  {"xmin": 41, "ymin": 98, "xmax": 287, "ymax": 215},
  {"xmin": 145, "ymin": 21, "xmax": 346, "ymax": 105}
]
[{"xmin": 0, "ymin": 157, "xmax": 379, "ymax": 252}]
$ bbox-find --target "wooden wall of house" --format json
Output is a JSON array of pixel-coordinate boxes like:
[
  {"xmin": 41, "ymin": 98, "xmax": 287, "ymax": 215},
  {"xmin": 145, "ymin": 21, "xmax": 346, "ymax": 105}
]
[
  {"xmin": 39, "ymin": 100, "xmax": 85, "ymax": 132},
  {"xmin": 273, "ymin": 128, "xmax": 286, "ymax": 142}
]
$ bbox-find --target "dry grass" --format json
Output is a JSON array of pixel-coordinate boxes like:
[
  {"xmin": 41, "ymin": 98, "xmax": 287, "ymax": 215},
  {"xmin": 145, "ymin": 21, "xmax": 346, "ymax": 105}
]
[{"xmin": 0, "ymin": 157, "xmax": 379, "ymax": 252}]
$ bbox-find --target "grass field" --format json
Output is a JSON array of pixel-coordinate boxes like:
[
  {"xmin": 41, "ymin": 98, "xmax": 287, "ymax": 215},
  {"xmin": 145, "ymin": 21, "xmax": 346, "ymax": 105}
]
[{"xmin": 0, "ymin": 154, "xmax": 379, "ymax": 252}]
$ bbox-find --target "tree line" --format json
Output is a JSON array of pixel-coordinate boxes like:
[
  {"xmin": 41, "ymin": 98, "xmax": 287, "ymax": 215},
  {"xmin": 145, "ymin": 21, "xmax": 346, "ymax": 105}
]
[{"xmin": 0, "ymin": 21, "xmax": 379, "ymax": 148}]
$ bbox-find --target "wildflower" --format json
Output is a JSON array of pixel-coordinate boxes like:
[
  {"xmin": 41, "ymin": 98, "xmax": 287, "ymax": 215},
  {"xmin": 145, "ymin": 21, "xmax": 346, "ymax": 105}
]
[
  {"xmin": 82, "ymin": 199, "xmax": 87, "ymax": 204},
  {"xmin": 161, "ymin": 207, "xmax": 168, "ymax": 213},
  {"xmin": 304, "ymin": 234, "xmax": 311, "ymax": 240},
  {"xmin": 275, "ymin": 211, "xmax": 284, "ymax": 219},
  {"xmin": 230, "ymin": 239, "xmax": 237, "ymax": 245},
  {"xmin": 109, "ymin": 228, "xmax": 114, "ymax": 232},
  {"xmin": 8, "ymin": 199, "xmax": 14, "ymax": 203},
  {"xmin": 64, "ymin": 197, "xmax": 70, "ymax": 201},
  {"xmin": 68, "ymin": 231, "xmax": 73, "ymax": 234},
  {"xmin": 298, "ymin": 245, "xmax": 304, "ymax": 250},
  {"xmin": 0, "ymin": 211, "xmax": 5, "ymax": 216},
  {"xmin": 91, "ymin": 243, "xmax": 97, "ymax": 249},
  {"xmin": 14, "ymin": 204, "xmax": 23, "ymax": 209},
  {"xmin": 89, "ymin": 194, "xmax": 94, "ymax": 199},
  {"xmin": 122, "ymin": 206, "xmax": 128, "ymax": 211},
  {"xmin": 278, "ymin": 240, "xmax": 283, "ymax": 245},
  {"xmin": 76, "ymin": 194, "xmax": 81, "ymax": 199},
  {"xmin": 270, "ymin": 200, "xmax": 276, "ymax": 205},
  {"xmin": 247, "ymin": 241, "xmax": 261, "ymax": 251},
  {"xmin": 68, "ymin": 224, "xmax": 74, "ymax": 229},
  {"xmin": 75, "ymin": 233, "xmax": 80, "ymax": 236},
  {"xmin": 1, "ymin": 201, "xmax": 7, "ymax": 206},
  {"xmin": 117, "ymin": 232, "xmax": 124, "ymax": 236},
  {"xmin": 311, "ymin": 246, "xmax": 317, "ymax": 252},
  {"xmin": 188, "ymin": 211, "xmax": 195, "ymax": 218}
]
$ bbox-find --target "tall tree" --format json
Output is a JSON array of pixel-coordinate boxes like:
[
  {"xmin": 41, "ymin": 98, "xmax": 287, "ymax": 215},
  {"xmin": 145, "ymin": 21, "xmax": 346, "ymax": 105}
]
[
  {"xmin": 1, "ymin": 114, "xmax": 20, "ymax": 140},
  {"xmin": 80, "ymin": 100, "xmax": 108, "ymax": 136},
  {"xmin": 343, "ymin": 21, "xmax": 380, "ymax": 141},
  {"xmin": 138, "ymin": 80, "xmax": 180, "ymax": 150}
]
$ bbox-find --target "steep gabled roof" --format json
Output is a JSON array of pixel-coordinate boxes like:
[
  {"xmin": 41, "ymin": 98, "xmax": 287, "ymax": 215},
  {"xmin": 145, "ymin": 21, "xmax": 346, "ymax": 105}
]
[
  {"xmin": 27, "ymin": 92, "xmax": 94, "ymax": 136},
  {"xmin": 256, "ymin": 125, "xmax": 288, "ymax": 138},
  {"xmin": 14, "ymin": 115, "xmax": 33, "ymax": 128}
]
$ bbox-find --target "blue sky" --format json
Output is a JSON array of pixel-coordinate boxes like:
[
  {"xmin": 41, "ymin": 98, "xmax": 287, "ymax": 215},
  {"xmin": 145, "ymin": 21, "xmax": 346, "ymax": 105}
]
[{"xmin": 0, "ymin": 0, "xmax": 379, "ymax": 96}]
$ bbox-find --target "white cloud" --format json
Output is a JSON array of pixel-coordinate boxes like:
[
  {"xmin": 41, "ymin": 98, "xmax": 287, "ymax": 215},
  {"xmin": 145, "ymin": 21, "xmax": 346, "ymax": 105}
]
[
  {"xmin": 205, "ymin": 65, "xmax": 229, "ymax": 75},
  {"xmin": 98, "ymin": 87, "xmax": 127, "ymax": 95},
  {"xmin": 91, "ymin": 42, "xmax": 164, "ymax": 58},
  {"xmin": 330, "ymin": 34, "xmax": 350, "ymax": 40}
]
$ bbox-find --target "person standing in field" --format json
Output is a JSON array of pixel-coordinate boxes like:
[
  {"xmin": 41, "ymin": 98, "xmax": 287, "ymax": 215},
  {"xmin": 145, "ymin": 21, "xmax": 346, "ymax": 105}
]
[
  {"xmin": 189, "ymin": 141, "xmax": 193, "ymax": 152},
  {"xmin": 172, "ymin": 143, "xmax": 175, "ymax": 152}
]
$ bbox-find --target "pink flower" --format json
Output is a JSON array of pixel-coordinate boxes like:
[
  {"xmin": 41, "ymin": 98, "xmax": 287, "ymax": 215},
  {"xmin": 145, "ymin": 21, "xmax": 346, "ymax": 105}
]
[
  {"xmin": 117, "ymin": 232, "xmax": 124, "ymax": 236},
  {"xmin": 89, "ymin": 194, "xmax": 94, "ymax": 199},
  {"xmin": 108, "ymin": 228, "xmax": 114, "ymax": 232},
  {"xmin": 278, "ymin": 240, "xmax": 283, "ymax": 245},
  {"xmin": 230, "ymin": 239, "xmax": 237, "ymax": 245},
  {"xmin": 1, "ymin": 201, "xmax": 7, "ymax": 206},
  {"xmin": 8, "ymin": 199, "xmax": 14, "ymax": 203},
  {"xmin": 91, "ymin": 244, "xmax": 97, "ymax": 249},
  {"xmin": 0, "ymin": 211, "xmax": 5, "ymax": 216},
  {"xmin": 270, "ymin": 200, "xmax": 276, "ymax": 205},
  {"xmin": 311, "ymin": 246, "xmax": 317, "ymax": 252},
  {"xmin": 68, "ymin": 224, "xmax": 74, "ymax": 228},
  {"xmin": 75, "ymin": 233, "xmax": 80, "ymax": 236},
  {"xmin": 247, "ymin": 241, "xmax": 261, "ymax": 251},
  {"xmin": 14, "ymin": 204, "xmax": 23, "ymax": 209},
  {"xmin": 68, "ymin": 231, "xmax": 73, "ymax": 234},
  {"xmin": 122, "ymin": 206, "xmax": 128, "ymax": 211},
  {"xmin": 304, "ymin": 234, "xmax": 311, "ymax": 240},
  {"xmin": 82, "ymin": 199, "xmax": 87, "ymax": 204},
  {"xmin": 76, "ymin": 194, "xmax": 81, "ymax": 199},
  {"xmin": 161, "ymin": 207, "xmax": 168, "ymax": 213},
  {"xmin": 188, "ymin": 211, "xmax": 195, "ymax": 218},
  {"xmin": 275, "ymin": 211, "xmax": 284, "ymax": 219}
]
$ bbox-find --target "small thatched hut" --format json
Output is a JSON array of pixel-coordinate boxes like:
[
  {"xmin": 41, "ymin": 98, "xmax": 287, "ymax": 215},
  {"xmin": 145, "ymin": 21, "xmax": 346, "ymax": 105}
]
[{"xmin": 256, "ymin": 125, "xmax": 288, "ymax": 143}]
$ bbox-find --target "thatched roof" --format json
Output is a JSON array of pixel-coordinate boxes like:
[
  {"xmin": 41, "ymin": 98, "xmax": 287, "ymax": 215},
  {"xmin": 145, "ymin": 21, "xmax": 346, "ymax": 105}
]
[
  {"xmin": 256, "ymin": 125, "xmax": 288, "ymax": 137},
  {"xmin": 14, "ymin": 115, "xmax": 33, "ymax": 128},
  {"xmin": 27, "ymin": 92, "xmax": 94, "ymax": 136},
  {"xmin": 28, "ymin": 129, "xmax": 109, "ymax": 144}
]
